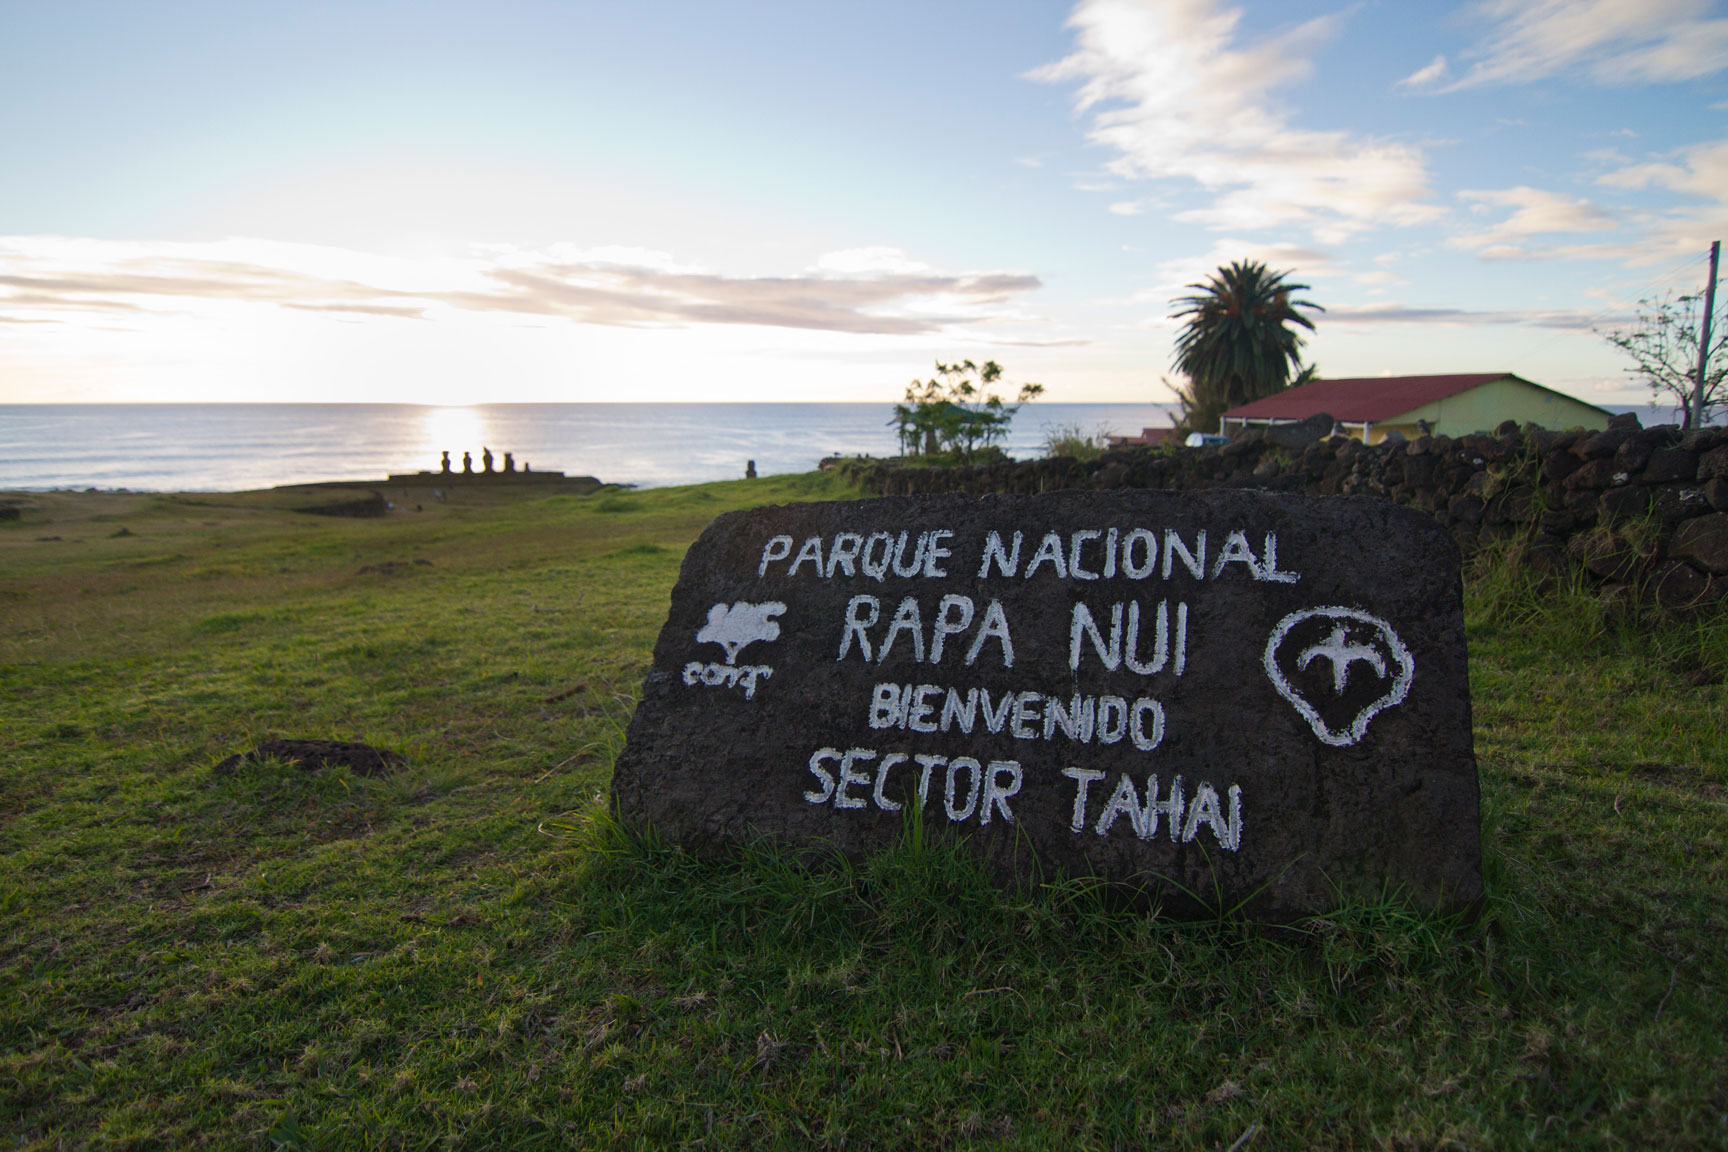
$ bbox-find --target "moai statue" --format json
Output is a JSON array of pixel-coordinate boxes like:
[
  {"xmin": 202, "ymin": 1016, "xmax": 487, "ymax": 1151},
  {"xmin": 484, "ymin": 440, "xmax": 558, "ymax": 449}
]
[
  {"xmin": 503, "ymin": 452, "xmax": 516, "ymax": 473},
  {"xmin": 745, "ymin": 459, "xmax": 757, "ymax": 479},
  {"xmin": 462, "ymin": 451, "xmax": 473, "ymax": 474},
  {"xmin": 482, "ymin": 447, "xmax": 495, "ymax": 474},
  {"xmin": 440, "ymin": 450, "xmax": 452, "ymax": 474}
]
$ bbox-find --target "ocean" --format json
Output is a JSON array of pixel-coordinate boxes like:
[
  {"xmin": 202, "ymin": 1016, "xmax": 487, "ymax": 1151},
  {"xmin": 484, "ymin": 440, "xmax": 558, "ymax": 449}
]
[{"xmin": 0, "ymin": 402, "xmax": 1178, "ymax": 492}]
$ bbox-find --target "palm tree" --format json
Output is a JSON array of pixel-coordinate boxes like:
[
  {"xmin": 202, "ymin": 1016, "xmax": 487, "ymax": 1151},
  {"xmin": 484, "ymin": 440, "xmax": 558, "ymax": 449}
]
[{"xmin": 1170, "ymin": 261, "xmax": 1322, "ymax": 436}]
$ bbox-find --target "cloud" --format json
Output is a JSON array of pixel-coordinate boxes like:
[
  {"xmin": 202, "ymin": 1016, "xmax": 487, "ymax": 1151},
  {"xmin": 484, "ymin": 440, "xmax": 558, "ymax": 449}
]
[
  {"xmin": 1445, "ymin": 0, "xmax": 1728, "ymax": 88},
  {"xmin": 810, "ymin": 247, "xmax": 934, "ymax": 276},
  {"xmin": 1451, "ymin": 185, "xmax": 1619, "ymax": 252},
  {"xmin": 0, "ymin": 263, "xmax": 422, "ymax": 320},
  {"xmin": 453, "ymin": 263, "xmax": 1039, "ymax": 335},
  {"xmin": 1031, "ymin": 0, "xmax": 1442, "ymax": 241},
  {"xmin": 1598, "ymin": 136, "xmax": 1728, "ymax": 197},
  {"xmin": 968, "ymin": 335, "xmax": 1096, "ymax": 348},
  {"xmin": 536, "ymin": 245, "xmax": 690, "ymax": 272},
  {"xmin": 281, "ymin": 302, "xmax": 431, "ymax": 319},
  {"xmin": 0, "ymin": 238, "xmax": 1045, "ymax": 337},
  {"xmin": 1326, "ymin": 303, "xmax": 1616, "ymax": 330},
  {"xmin": 1148, "ymin": 239, "xmax": 1341, "ymax": 300},
  {"xmin": 1397, "ymin": 54, "xmax": 1450, "ymax": 89},
  {"xmin": 1593, "ymin": 135, "xmax": 1728, "ymax": 263}
]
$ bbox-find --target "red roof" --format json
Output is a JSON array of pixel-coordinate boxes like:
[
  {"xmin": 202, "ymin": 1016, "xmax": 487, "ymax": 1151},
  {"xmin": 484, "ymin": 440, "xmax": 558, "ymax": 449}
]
[
  {"xmin": 1107, "ymin": 427, "xmax": 1174, "ymax": 446},
  {"xmin": 1222, "ymin": 374, "xmax": 1514, "ymax": 423}
]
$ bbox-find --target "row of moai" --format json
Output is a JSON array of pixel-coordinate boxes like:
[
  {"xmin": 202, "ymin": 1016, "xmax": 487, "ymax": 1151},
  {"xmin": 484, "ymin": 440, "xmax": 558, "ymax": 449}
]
[{"xmin": 439, "ymin": 448, "xmax": 530, "ymax": 475}]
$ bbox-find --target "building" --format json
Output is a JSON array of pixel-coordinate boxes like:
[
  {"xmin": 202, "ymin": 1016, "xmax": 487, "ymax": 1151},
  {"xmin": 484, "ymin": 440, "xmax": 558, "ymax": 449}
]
[
  {"xmin": 1219, "ymin": 373, "xmax": 1611, "ymax": 444},
  {"xmin": 1105, "ymin": 426, "xmax": 1175, "ymax": 448}
]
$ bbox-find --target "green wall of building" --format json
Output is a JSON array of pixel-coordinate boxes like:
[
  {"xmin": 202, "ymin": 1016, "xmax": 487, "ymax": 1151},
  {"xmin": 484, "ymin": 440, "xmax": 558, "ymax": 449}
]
[{"xmin": 1368, "ymin": 376, "xmax": 1609, "ymax": 443}]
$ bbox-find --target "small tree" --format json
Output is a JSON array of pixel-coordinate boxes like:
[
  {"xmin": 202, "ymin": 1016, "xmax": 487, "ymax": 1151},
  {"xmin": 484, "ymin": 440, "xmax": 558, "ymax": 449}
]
[
  {"xmin": 891, "ymin": 360, "xmax": 1043, "ymax": 462},
  {"xmin": 1602, "ymin": 290, "xmax": 1726, "ymax": 429}
]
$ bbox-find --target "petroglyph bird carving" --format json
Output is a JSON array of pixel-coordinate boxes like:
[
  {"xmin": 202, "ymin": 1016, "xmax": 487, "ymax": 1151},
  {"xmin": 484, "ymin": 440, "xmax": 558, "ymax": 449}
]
[
  {"xmin": 1297, "ymin": 624, "xmax": 1387, "ymax": 693},
  {"xmin": 697, "ymin": 601, "xmax": 787, "ymax": 665}
]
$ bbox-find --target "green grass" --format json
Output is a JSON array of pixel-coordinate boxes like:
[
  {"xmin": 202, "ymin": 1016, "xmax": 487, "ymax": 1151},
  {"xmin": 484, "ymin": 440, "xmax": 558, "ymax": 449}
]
[{"xmin": 1, "ymin": 476, "xmax": 1725, "ymax": 1149}]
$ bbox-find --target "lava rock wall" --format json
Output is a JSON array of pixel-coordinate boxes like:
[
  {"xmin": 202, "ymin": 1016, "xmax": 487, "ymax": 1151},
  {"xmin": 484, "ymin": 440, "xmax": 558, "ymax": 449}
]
[{"xmin": 838, "ymin": 420, "xmax": 1728, "ymax": 612}]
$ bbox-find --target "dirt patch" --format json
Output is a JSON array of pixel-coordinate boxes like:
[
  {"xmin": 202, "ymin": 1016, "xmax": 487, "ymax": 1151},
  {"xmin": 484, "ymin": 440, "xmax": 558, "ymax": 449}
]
[
  {"xmin": 357, "ymin": 559, "xmax": 434, "ymax": 576},
  {"xmin": 214, "ymin": 739, "xmax": 405, "ymax": 777}
]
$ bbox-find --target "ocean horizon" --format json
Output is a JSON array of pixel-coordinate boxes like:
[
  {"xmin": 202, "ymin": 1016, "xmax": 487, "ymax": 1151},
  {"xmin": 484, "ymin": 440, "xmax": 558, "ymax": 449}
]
[
  {"xmin": 3, "ymin": 398, "xmax": 1702, "ymax": 494},
  {"xmin": 0, "ymin": 402, "xmax": 1180, "ymax": 493}
]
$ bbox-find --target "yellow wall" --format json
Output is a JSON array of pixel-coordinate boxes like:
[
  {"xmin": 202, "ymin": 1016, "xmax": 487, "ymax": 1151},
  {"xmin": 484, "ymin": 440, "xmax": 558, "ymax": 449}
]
[{"xmin": 1363, "ymin": 376, "xmax": 1609, "ymax": 444}]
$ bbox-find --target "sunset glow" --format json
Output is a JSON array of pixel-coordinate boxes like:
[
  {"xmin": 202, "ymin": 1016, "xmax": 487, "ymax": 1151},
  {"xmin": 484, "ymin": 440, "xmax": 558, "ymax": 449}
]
[{"xmin": 3, "ymin": 1, "xmax": 1724, "ymax": 408}]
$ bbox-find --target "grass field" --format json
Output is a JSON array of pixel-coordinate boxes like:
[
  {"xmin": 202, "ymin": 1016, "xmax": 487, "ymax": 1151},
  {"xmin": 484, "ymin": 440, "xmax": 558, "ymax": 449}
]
[{"xmin": 1, "ymin": 476, "xmax": 1725, "ymax": 1149}]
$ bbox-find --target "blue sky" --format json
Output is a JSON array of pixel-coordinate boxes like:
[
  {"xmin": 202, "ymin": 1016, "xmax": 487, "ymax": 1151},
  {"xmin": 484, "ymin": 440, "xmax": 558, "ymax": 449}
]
[{"xmin": 3, "ymin": 0, "xmax": 1725, "ymax": 408}]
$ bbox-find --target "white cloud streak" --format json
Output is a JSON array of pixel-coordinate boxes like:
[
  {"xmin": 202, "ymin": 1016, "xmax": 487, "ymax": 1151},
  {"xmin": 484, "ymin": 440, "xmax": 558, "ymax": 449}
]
[
  {"xmin": 1326, "ymin": 303, "xmax": 1619, "ymax": 330},
  {"xmin": 1592, "ymin": 135, "xmax": 1728, "ymax": 264},
  {"xmin": 1427, "ymin": 0, "xmax": 1728, "ymax": 89},
  {"xmin": 1031, "ymin": 0, "xmax": 1441, "ymax": 242},
  {"xmin": 1397, "ymin": 54, "xmax": 1450, "ymax": 89},
  {"xmin": 0, "ymin": 239, "xmax": 1044, "ymax": 338},
  {"xmin": 1451, "ymin": 185, "xmax": 1619, "ymax": 253},
  {"xmin": 1599, "ymin": 136, "xmax": 1728, "ymax": 198}
]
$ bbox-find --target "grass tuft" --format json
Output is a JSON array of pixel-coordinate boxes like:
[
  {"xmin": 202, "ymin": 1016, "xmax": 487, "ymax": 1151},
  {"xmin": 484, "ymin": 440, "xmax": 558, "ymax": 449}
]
[{"xmin": 1041, "ymin": 421, "xmax": 1113, "ymax": 462}]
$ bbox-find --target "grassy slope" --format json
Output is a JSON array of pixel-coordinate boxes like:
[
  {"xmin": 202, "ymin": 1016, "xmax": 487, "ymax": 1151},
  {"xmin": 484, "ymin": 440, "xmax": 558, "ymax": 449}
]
[{"xmin": 0, "ymin": 478, "xmax": 1724, "ymax": 1150}]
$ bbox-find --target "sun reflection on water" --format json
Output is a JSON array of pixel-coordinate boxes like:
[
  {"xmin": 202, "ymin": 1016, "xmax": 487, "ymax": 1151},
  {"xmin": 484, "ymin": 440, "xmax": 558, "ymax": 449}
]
[{"xmin": 417, "ymin": 406, "xmax": 490, "ymax": 472}]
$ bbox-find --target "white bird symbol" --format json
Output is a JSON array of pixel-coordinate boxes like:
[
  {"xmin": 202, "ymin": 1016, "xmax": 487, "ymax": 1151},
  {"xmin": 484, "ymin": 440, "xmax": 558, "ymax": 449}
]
[{"xmin": 1297, "ymin": 624, "xmax": 1387, "ymax": 694}]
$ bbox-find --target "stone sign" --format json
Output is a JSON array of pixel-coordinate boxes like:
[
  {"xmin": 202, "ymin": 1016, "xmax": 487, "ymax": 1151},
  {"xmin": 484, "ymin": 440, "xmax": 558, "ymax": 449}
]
[{"xmin": 613, "ymin": 489, "xmax": 1481, "ymax": 919}]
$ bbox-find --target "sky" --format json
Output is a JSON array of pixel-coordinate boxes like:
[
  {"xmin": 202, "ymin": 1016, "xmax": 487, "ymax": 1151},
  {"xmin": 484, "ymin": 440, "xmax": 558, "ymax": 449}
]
[{"xmin": 2, "ymin": 0, "xmax": 1725, "ymax": 409}]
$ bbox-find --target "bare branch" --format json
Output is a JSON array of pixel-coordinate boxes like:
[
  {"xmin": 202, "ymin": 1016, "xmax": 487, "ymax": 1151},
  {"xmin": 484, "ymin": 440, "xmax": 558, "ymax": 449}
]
[{"xmin": 1601, "ymin": 291, "xmax": 1727, "ymax": 429}]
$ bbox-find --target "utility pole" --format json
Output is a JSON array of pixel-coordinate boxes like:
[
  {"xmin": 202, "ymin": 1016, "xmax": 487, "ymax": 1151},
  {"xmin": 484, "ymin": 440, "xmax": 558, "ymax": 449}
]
[{"xmin": 1692, "ymin": 240, "xmax": 1719, "ymax": 429}]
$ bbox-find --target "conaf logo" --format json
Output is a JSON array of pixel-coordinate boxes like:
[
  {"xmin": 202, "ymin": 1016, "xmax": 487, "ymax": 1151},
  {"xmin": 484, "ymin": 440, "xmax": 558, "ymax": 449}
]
[{"xmin": 696, "ymin": 602, "xmax": 787, "ymax": 665}]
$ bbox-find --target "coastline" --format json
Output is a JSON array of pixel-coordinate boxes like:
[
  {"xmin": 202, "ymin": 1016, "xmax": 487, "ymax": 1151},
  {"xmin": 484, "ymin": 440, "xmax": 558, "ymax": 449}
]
[{"xmin": 0, "ymin": 401, "xmax": 1172, "ymax": 492}]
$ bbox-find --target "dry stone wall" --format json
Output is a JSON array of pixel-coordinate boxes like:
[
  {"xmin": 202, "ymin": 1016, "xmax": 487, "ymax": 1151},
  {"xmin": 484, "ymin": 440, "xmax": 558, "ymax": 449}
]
[{"xmin": 837, "ymin": 417, "xmax": 1728, "ymax": 612}]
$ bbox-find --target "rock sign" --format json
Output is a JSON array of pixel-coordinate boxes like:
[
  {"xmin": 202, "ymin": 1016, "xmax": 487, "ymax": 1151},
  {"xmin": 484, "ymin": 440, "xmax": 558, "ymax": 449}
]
[{"xmin": 613, "ymin": 489, "xmax": 1481, "ymax": 919}]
